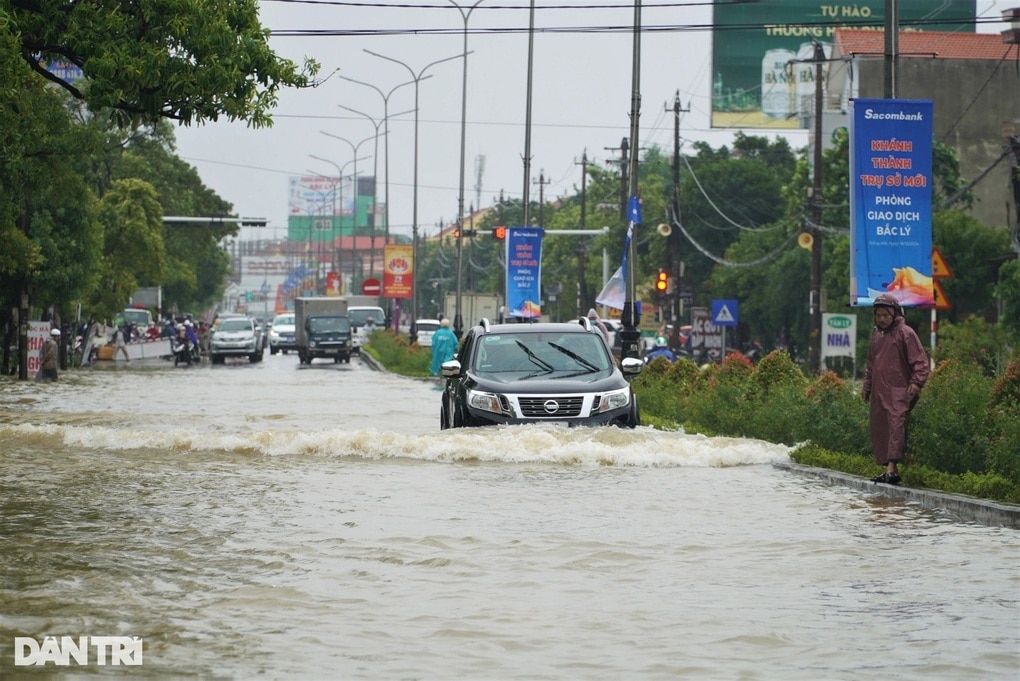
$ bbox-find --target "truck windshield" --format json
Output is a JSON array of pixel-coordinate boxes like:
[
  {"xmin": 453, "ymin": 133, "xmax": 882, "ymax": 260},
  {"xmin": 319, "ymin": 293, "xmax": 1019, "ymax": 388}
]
[{"xmin": 309, "ymin": 317, "xmax": 350, "ymax": 333}]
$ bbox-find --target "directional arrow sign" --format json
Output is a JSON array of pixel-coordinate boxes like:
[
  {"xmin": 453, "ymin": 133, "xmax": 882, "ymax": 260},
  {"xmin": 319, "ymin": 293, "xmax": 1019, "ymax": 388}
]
[{"xmin": 711, "ymin": 299, "xmax": 738, "ymax": 327}]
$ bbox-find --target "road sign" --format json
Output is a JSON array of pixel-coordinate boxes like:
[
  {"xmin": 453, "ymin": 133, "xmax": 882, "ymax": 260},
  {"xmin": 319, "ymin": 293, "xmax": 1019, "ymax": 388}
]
[
  {"xmin": 932, "ymin": 248, "xmax": 953, "ymax": 278},
  {"xmin": 932, "ymin": 279, "xmax": 951, "ymax": 310},
  {"xmin": 361, "ymin": 278, "xmax": 381, "ymax": 296},
  {"xmin": 711, "ymin": 299, "xmax": 738, "ymax": 327}
]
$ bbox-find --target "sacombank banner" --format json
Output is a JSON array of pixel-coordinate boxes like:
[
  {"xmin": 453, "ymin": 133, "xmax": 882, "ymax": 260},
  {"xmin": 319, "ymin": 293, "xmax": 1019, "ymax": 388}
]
[
  {"xmin": 849, "ymin": 98, "xmax": 934, "ymax": 308},
  {"xmin": 505, "ymin": 227, "xmax": 543, "ymax": 319}
]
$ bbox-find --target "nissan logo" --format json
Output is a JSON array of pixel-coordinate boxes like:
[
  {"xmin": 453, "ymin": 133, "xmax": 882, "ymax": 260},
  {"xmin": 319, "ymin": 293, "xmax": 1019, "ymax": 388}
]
[{"xmin": 543, "ymin": 400, "xmax": 560, "ymax": 414}]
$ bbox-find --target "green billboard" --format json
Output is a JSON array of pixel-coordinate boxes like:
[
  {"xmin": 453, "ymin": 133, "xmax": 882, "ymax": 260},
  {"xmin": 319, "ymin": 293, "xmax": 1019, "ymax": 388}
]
[{"xmin": 711, "ymin": 0, "xmax": 976, "ymax": 129}]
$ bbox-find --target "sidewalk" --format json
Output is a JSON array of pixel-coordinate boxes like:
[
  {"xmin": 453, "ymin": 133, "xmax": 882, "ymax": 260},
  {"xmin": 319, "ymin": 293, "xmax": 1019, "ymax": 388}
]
[{"xmin": 775, "ymin": 461, "xmax": 1020, "ymax": 528}]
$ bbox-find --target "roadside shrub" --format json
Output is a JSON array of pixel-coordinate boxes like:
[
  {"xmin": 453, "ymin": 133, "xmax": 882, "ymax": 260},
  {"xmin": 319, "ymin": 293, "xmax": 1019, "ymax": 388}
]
[
  {"xmin": 800, "ymin": 371, "xmax": 869, "ymax": 455},
  {"xmin": 909, "ymin": 359, "xmax": 992, "ymax": 474},
  {"xmin": 364, "ymin": 331, "xmax": 430, "ymax": 377},
  {"xmin": 749, "ymin": 349, "xmax": 806, "ymax": 398},
  {"xmin": 986, "ymin": 359, "xmax": 1020, "ymax": 483},
  {"xmin": 933, "ymin": 316, "xmax": 1015, "ymax": 376}
]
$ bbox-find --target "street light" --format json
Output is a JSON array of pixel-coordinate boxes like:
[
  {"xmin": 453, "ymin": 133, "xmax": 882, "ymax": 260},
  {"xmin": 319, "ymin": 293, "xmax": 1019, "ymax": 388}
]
[
  {"xmin": 338, "ymin": 75, "xmax": 416, "ymax": 260},
  {"xmin": 364, "ymin": 48, "xmax": 464, "ymax": 343},
  {"xmin": 320, "ymin": 131, "xmax": 375, "ymax": 290},
  {"xmin": 303, "ymin": 168, "xmax": 337, "ymax": 292},
  {"xmin": 337, "ymin": 104, "xmax": 413, "ymax": 282},
  {"xmin": 309, "ymin": 154, "xmax": 369, "ymax": 294},
  {"xmin": 446, "ymin": 0, "xmax": 487, "ymax": 337}
]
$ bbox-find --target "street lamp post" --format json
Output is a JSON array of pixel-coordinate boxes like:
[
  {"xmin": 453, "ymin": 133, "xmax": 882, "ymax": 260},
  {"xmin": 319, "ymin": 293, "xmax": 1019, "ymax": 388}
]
[
  {"xmin": 303, "ymin": 169, "xmax": 338, "ymax": 293},
  {"xmin": 447, "ymin": 0, "xmax": 487, "ymax": 337},
  {"xmin": 310, "ymin": 154, "xmax": 368, "ymax": 294},
  {"xmin": 321, "ymin": 131, "xmax": 374, "ymax": 293},
  {"xmin": 337, "ymin": 104, "xmax": 413, "ymax": 283},
  {"xmin": 337, "ymin": 76, "xmax": 416, "ymax": 262},
  {"xmin": 364, "ymin": 48, "xmax": 464, "ymax": 343}
]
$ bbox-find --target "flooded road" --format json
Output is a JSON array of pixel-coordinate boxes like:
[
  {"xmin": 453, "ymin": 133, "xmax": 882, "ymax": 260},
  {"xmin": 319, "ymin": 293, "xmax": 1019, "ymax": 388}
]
[{"xmin": 1, "ymin": 354, "xmax": 1017, "ymax": 679}]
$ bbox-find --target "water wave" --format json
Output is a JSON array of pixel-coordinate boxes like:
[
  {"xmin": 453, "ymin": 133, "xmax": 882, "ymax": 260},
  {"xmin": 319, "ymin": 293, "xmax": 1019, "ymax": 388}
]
[{"xmin": 0, "ymin": 423, "xmax": 792, "ymax": 467}]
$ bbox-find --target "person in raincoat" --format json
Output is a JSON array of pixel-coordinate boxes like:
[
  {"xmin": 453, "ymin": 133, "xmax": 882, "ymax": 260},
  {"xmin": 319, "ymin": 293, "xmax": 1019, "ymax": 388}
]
[
  {"xmin": 36, "ymin": 328, "xmax": 60, "ymax": 382},
  {"xmin": 429, "ymin": 318, "xmax": 458, "ymax": 376},
  {"xmin": 861, "ymin": 294, "xmax": 929, "ymax": 485}
]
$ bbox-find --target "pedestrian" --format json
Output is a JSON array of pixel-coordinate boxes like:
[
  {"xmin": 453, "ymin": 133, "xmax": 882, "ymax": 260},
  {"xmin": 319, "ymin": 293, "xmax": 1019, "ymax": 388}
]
[
  {"xmin": 113, "ymin": 324, "xmax": 130, "ymax": 362},
  {"xmin": 586, "ymin": 308, "xmax": 610, "ymax": 345},
  {"xmin": 363, "ymin": 316, "xmax": 376, "ymax": 335},
  {"xmin": 861, "ymin": 293, "xmax": 929, "ymax": 485},
  {"xmin": 36, "ymin": 328, "xmax": 60, "ymax": 382},
  {"xmin": 429, "ymin": 318, "xmax": 458, "ymax": 376}
]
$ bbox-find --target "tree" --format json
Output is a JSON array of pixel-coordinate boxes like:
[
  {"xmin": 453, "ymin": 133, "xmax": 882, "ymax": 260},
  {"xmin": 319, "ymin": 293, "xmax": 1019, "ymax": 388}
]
[{"xmin": 8, "ymin": 0, "xmax": 318, "ymax": 127}]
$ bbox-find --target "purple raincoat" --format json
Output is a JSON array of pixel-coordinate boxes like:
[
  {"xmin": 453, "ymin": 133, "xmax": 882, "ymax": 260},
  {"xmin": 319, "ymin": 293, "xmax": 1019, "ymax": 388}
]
[{"xmin": 862, "ymin": 315, "xmax": 929, "ymax": 465}]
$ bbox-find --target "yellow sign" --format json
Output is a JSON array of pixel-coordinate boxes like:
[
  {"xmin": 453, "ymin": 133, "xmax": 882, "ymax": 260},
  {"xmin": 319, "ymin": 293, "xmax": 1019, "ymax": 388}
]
[
  {"xmin": 932, "ymin": 248, "xmax": 953, "ymax": 278},
  {"xmin": 932, "ymin": 279, "xmax": 951, "ymax": 310}
]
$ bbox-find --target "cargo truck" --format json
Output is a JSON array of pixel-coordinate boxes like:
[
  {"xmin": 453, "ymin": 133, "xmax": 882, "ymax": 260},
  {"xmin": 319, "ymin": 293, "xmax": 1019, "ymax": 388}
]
[{"xmin": 294, "ymin": 297, "xmax": 352, "ymax": 365}]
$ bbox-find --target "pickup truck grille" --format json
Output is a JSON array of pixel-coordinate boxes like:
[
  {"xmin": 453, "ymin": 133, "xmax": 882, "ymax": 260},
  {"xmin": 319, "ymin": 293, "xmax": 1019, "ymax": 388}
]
[{"xmin": 517, "ymin": 395, "xmax": 585, "ymax": 418}]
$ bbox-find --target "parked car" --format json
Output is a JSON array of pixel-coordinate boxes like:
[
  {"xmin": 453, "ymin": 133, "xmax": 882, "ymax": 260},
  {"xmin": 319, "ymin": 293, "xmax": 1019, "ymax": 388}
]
[
  {"xmin": 269, "ymin": 312, "xmax": 296, "ymax": 354},
  {"xmin": 440, "ymin": 318, "xmax": 643, "ymax": 429},
  {"xmin": 210, "ymin": 316, "xmax": 264, "ymax": 364},
  {"xmin": 413, "ymin": 319, "xmax": 442, "ymax": 347}
]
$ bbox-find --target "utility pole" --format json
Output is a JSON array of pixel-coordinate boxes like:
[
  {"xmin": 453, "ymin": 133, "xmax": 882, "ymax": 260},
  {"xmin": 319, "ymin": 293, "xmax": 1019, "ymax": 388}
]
[
  {"xmin": 604, "ymin": 138, "xmax": 630, "ymax": 221},
  {"xmin": 808, "ymin": 41, "xmax": 825, "ymax": 374},
  {"xmin": 533, "ymin": 170, "xmax": 550, "ymax": 226},
  {"xmin": 619, "ymin": 0, "xmax": 643, "ymax": 361},
  {"xmin": 576, "ymin": 150, "xmax": 590, "ymax": 314},
  {"xmin": 667, "ymin": 91, "xmax": 689, "ymax": 350}
]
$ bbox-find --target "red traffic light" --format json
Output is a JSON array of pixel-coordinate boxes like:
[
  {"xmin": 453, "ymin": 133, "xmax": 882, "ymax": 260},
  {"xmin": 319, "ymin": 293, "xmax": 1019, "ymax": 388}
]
[{"xmin": 492, "ymin": 225, "xmax": 507, "ymax": 240}]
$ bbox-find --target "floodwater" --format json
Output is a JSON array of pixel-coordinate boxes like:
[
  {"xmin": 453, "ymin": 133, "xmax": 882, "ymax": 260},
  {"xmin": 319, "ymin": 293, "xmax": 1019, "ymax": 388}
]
[{"xmin": 1, "ymin": 354, "xmax": 1017, "ymax": 679}]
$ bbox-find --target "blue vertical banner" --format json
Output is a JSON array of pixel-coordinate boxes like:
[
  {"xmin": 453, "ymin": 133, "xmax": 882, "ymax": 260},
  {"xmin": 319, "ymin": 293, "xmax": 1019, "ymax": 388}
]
[
  {"xmin": 849, "ymin": 98, "xmax": 934, "ymax": 308},
  {"xmin": 505, "ymin": 227, "xmax": 544, "ymax": 319}
]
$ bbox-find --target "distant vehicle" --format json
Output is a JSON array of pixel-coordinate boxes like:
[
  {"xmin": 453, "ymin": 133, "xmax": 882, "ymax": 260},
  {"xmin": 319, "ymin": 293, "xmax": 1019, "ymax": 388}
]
[
  {"xmin": 269, "ymin": 312, "xmax": 297, "ymax": 355},
  {"xmin": 440, "ymin": 318, "xmax": 643, "ymax": 429},
  {"xmin": 210, "ymin": 316, "xmax": 264, "ymax": 364},
  {"xmin": 348, "ymin": 305, "xmax": 385, "ymax": 354},
  {"xmin": 294, "ymin": 297, "xmax": 352, "ymax": 364},
  {"xmin": 120, "ymin": 307, "xmax": 154, "ymax": 330},
  {"xmin": 413, "ymin": 319, "xmax": 442, "ymax": 347}
]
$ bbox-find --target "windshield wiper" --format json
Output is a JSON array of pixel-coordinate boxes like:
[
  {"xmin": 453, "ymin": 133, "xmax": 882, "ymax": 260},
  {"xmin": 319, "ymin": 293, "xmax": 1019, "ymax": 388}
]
[
  {"xmin": 548, "ymin": 342, "xmax": 600, "ymax": 372},
  {"xmin": 514, "ymin": 340, "xmax": 554, "ymax": 372}
]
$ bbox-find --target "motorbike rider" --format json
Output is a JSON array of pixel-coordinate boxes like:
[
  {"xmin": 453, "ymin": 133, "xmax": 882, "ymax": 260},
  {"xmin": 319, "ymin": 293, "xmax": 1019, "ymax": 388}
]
[{"xmin": 644, "ymin": 336, "xmax": 676, "ymax": 364}]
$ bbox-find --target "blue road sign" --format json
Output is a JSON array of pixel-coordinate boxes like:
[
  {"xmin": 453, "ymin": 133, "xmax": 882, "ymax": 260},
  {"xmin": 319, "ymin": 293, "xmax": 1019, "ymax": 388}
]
[{"xmin": 711, "ymin": 299, "xmax": 739, "ymax": 327}]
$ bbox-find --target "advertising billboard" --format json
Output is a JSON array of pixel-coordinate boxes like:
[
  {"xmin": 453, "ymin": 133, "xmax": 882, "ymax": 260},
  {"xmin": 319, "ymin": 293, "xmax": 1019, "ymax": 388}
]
[
  {"xmin": 849, "ymin": 98, "xmax": 934, "ymax": 308},
  {"xmin": 711, "ymin": 0, "xmax": 975, "ymax": 129}
]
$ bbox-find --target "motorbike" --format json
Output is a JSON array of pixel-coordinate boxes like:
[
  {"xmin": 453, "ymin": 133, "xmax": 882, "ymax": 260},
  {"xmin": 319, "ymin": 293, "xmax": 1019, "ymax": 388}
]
[{"xmin": 171, "ymin": 337, "xmax": 195, "ymax": 367}]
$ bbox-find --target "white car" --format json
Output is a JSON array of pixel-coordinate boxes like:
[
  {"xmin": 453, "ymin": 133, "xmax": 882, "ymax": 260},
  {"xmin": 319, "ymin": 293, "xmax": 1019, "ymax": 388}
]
[
  {"xmin": 413, "ymin": 319, "xmax": 441, "ymax": 347},
  {"xmin": 269, "ymin": 312, "xmax": 296, "ymax": 355}
]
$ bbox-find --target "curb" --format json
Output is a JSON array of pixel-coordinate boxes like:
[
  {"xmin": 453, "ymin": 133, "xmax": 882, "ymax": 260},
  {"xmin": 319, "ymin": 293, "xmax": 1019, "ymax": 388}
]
[{"xmin": 774, "ymin": 461, "xmax": 1020, "ymax": 529}]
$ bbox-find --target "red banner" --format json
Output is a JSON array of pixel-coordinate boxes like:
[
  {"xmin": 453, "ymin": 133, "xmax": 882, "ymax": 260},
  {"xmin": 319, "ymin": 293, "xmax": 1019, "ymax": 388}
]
[{"xmin": 383, "ymin": 244, "xmax": 413, "ymax": 299}]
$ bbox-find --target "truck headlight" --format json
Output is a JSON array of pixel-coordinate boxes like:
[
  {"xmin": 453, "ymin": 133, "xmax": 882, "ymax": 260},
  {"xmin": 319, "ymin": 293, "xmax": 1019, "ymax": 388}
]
[
  {"xmin": 597, "ymin": 387, "xmax": 631, "ymax": 413},
  {"xmin": 467, "ymin": 389, "xmax": 503, "ymax": 415}
]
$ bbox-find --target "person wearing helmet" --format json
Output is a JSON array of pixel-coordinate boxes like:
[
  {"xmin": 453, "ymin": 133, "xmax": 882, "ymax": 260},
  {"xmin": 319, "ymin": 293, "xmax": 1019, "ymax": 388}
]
[
  {"xmin": 861, "ymin": 293, "xmax": 930, "ymax": 485},
  {"xmin": 36, "ymin": 328, "xmax": 60, "ymax": 382},
  {"xmin": 644, "ymin": 335, "xmax": 676, "ymax": 364}
]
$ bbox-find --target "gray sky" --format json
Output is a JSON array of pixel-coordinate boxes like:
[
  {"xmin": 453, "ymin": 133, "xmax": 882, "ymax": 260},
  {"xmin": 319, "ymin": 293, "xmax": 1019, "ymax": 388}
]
[{"xmin": 173, "ymin": 0, "xmax": 1010, "ymax": 242}]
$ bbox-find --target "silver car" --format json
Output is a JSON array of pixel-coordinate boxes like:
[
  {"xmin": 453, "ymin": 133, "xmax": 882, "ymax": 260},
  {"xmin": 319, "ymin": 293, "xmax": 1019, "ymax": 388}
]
[{"xmin": 210, "ymin": 316, "xmax": 264, "ymax": 364}]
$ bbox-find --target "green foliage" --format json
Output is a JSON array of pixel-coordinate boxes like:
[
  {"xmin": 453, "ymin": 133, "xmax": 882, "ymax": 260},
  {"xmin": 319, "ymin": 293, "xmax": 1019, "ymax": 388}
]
[
  {"xmin": 363, "ymin": 331, "xmax": 431, "ymax": 378},
  {"xmin": 9, "ymin": 0, "xmax": 318, "ymax": 126},
  {"xmin": 934, "ymin": 210, "xmax": 1013, "ymax": 321},
  {"xmin": 791, "ymin": 445, "xmax": 1020, "ymax": 504},
  {"xmin": 933, "ymin": 316, "xmax": 1017, "ymax": 376},
  {"xmin": 997, "ymin": 258, "xmax": 1020, "ymax": 337}
]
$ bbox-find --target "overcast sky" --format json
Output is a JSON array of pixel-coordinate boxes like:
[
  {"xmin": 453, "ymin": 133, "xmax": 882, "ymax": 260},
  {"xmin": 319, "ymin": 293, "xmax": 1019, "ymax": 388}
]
[{"xmin": 172, "ymin": 0, "xmax": 1011, "ymax": 242}]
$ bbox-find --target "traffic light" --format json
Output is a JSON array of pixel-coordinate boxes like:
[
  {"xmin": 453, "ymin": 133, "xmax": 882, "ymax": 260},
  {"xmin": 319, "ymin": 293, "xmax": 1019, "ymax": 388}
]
[
  {"xmin": 492, "ymin": 225, "xmax": 507, "ymax": 240},
  {"xmin": 655, "ymin": 268, "xmax": 669, "ymax": 293}
]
